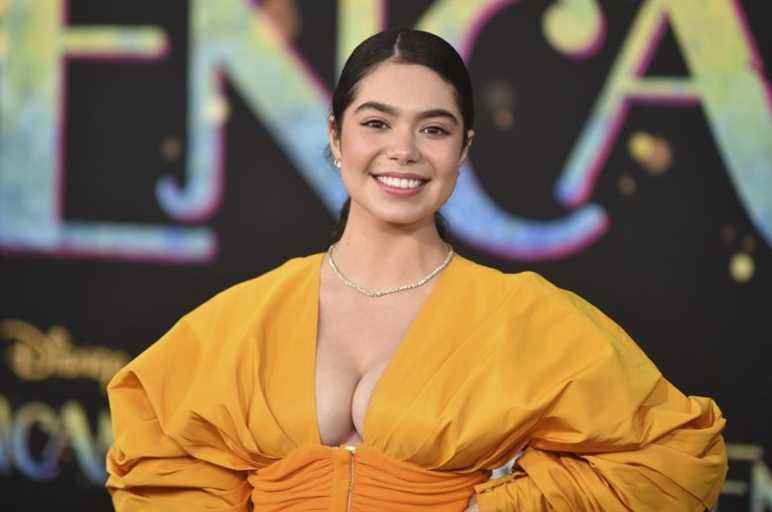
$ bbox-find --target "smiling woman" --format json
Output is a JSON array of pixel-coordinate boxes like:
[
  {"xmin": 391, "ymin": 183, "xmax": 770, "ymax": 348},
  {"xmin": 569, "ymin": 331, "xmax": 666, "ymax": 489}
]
[
  {"xmin": 105, "ymin": 29, "xmax": 727, "ymax": 512},
  {"xmin": 326, "ymin": 29, "xmax": 474, "ymax": 247},
  {"xmin": 328, "ymin": 59, "xmax": 471, "ymax": 239}
]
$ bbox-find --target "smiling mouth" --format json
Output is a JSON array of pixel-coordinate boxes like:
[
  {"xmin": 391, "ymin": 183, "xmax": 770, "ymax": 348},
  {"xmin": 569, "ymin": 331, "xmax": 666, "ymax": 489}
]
[{"xmin": 370, "ymin": 174, "xmax": 429, "ymax": 190}]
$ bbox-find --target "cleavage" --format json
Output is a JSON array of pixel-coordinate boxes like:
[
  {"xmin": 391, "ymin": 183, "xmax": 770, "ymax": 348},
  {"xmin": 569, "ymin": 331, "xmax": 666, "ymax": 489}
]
[
  {"xmin": 313, "ymin": 329, "xmax": 397, "ymax": 447},
  {"xmin": 313, "ymin": 260, "xmax": 438, "ymax": 447},
  {"xmin": 313, "ymin": 295, "xmax": 422, "ymax": 447}
]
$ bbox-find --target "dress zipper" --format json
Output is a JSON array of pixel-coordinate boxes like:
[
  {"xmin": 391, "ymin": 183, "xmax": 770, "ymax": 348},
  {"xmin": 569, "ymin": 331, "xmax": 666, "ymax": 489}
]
[{"xmin": 343, "ymin": 445, "xmax": 356, "ymax": 512}]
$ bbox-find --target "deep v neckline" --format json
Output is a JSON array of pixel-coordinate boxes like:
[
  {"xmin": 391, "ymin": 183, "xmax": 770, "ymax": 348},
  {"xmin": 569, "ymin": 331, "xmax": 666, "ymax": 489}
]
[{"xmin": 306, "ymin": 250, "xmax": 458, "ymax": 448}]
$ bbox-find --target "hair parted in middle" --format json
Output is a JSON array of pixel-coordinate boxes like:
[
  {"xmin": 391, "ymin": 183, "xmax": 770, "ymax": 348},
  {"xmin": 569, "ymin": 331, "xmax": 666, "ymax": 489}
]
[{"xmin": 327, "ymin": 28, "xmax": 475, "ymax": 244}]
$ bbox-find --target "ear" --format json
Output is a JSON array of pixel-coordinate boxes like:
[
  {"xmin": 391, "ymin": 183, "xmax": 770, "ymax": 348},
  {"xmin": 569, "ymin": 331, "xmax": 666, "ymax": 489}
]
[
  {"xmin": 328, "ymin": 115, "xmax": 342, "ymax": 162},
  {"xmin": 459, "ymin": 129, "xmax": 474, "ymax": 164}
]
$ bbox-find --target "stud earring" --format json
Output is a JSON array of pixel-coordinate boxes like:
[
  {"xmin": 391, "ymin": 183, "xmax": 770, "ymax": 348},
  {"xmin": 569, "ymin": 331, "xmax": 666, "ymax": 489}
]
[{"xmin": 334, "ymin": 159, "xmax": 341, "ymax": 168}]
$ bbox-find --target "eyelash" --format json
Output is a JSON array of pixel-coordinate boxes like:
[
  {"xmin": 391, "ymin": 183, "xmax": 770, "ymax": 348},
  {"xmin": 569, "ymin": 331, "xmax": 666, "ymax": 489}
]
[
  {"xmin": 361, "ymin": 120, "xmax": 450, "ymax": 136},
  {"xmin": 362, "ymin": 120, "xmax": 388, "ymax": 130},
  {"xmin": 423, "ymin": 126, "xmax": 449, "ymax": 136}
]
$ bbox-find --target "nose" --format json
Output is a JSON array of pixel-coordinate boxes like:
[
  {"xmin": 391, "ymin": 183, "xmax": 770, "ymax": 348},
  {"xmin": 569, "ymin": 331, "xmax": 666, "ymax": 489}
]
[{"xmin": 386, "ymin": 128, "xmax": 420, "ymax": 165}]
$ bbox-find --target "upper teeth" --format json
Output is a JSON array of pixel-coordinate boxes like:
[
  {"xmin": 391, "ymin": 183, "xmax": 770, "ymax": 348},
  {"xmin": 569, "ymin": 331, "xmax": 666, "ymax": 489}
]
[{"xmin": 375, "ymin": 175, "xmax": 425, "ymax": 189}]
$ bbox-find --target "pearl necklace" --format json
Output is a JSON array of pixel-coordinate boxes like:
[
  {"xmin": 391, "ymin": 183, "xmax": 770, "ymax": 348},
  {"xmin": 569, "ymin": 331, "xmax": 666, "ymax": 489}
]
[{"xmin": 327, "ymin": 243, "xmax": 455, "ymax": 298}]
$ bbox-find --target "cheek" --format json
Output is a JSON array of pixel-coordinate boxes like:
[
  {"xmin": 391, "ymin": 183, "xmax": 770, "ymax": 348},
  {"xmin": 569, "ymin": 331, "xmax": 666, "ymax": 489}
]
[
  {"xmin": 341, "ymin": 126, "xmax": 379, "ymax": 163},
  {"xmin": 422, "ymin": 144, "xmax": 461, "ymax": 176}
]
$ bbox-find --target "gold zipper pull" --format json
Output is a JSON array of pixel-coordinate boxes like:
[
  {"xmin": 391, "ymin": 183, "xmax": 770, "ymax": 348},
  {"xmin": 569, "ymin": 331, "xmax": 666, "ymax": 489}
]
[{"xmin": 343, "ymin": 444, "xmax": 356, "ymax": 512}]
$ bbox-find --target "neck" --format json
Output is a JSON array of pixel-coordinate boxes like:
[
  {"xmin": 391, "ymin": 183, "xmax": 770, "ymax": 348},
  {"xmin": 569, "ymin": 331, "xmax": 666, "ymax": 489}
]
[{"xmin": 330, "ymin": 202, "xmax": 451, "ymax": 290}]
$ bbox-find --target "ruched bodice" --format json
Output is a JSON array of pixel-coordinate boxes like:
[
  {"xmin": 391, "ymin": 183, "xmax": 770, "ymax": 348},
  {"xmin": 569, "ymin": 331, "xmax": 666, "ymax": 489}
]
[
  {"xmin": 106, "ymin": 252, "xmax": 727, "ymax": 511},
  {"xmin": 249, "ymin": 444, "xmax": 490, "ymax": 511}
]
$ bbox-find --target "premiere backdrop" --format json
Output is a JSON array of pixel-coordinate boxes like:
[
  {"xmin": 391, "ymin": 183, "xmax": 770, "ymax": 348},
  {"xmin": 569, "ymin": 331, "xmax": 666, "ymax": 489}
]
[{"xmin": 1, "ymin": 0, "xmax": 771, "ymax": 510}]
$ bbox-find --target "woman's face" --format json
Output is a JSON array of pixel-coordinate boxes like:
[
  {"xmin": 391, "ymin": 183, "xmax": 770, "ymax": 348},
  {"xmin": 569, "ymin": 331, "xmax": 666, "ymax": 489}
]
[{"xmin": 329, "ymin": 61, "xmax": 473, "ymax": 231}]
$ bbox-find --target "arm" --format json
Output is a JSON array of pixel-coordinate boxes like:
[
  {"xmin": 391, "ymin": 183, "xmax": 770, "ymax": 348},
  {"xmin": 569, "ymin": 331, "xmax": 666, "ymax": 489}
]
[
  {"xmin": 472, "ymin": 278, "xmax": 728, "ymax": 511},
  {"xmin": 473, "ymin": 380, "xmax": 726, "ymax": 511},
  {"xmin": 105, "ymin": 319, "xmax": 254, "ymax": 511}
]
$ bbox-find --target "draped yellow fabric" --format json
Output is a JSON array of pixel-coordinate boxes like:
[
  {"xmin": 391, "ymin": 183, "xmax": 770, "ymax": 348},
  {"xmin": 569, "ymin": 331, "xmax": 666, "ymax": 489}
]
[{"xmin": 105, "ymin": 252, "xmax": 727, "ymax": 511}]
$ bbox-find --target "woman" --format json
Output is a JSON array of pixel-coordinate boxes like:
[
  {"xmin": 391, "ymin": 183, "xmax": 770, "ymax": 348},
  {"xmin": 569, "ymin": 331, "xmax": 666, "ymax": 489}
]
[{"xmin": 105, "ymin": 29, "xmax": 727, "ymax": 511}]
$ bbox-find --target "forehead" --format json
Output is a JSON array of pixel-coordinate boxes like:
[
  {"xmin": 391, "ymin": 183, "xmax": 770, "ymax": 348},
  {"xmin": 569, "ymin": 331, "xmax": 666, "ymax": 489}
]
[{"xmin": 351, "ymin": 61, "xmax": 459, "ymax": 114}]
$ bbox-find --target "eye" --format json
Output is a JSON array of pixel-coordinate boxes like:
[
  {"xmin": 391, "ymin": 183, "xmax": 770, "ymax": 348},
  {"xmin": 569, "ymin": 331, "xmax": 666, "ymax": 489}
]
[
  {"xmin": 362, "ymin": 119, "xmax": 388, "ymax": 130},
  {"xmin": 422, "ymin": 125, "xmax": 450, "ymax": 136}
]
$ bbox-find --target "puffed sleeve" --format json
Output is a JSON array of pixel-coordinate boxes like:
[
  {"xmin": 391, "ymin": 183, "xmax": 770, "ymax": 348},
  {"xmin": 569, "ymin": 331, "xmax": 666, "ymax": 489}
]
[
  {"xmin": 105, "ymin": 317, "xmax": 254, "ymax": 511},
  {"xmin": 473, "ymin": 274, "xmax": 728, "ymax": 512}
]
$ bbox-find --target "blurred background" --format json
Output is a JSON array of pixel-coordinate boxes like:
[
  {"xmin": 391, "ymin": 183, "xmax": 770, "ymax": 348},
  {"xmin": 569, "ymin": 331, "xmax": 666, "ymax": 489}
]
[{"xmin": 1, "ymin": 0, "xmax": 771, "ymax": 509}]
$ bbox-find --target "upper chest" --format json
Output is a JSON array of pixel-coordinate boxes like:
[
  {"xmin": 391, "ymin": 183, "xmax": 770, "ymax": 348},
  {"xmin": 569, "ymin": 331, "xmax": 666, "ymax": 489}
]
[{"xmin": 313, "ymin": 265, "xmax": 438, "ymax": 445}]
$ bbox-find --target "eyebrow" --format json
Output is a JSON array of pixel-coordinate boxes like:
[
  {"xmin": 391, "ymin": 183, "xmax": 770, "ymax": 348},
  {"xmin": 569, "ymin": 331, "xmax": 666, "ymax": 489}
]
[{"xmin": 353, "ymin": 101, "xmax": 459, "ymax": 125}]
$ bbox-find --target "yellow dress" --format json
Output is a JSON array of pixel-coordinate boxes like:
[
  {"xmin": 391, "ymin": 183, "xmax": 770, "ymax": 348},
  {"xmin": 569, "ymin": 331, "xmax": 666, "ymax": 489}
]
[{"xmin": 105, "ymin": 252, "xmax": 728, "ymax": 511}]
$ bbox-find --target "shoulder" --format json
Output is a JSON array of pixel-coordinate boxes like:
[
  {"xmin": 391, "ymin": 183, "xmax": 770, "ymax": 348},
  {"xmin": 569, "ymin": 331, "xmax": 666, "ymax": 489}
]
[
  {"xmin": 129, "ymin": 252, "xmax": 318, "ymax": 363},
  {"xmin": 448, "ymin": 256, "xmax": 590, "ymax": 334},
  {"xmin": 465, "ymin": 260, "xmax": 654, "ymax": 369},
  {"xmin": 494, "ymin": 266, "xmax": 609, "ymax": 325},
  {"xmin": 183, "ymin": 252, "xmax": 322, "ymax": 334},
  {"xmin": 505, "ymin": 269, "xmax": 618, "ymax": 341},
  {"xmin": 489, "ymin": 268, "xmax": 662, "ymax": 399},
  {"xmin": 109, "ymin": 252, "xmax": 323, "ymax": 389},
  {"xmin": 452, "ymin": 254, "xmax": 567, "ymax": 307},
  {"xmin": 201, "ymin": 252, "xmax": 319, "ymax": 308},
  {"xmin": 506, "ymin": 270, "xmax": 637, "ymax": 346}
]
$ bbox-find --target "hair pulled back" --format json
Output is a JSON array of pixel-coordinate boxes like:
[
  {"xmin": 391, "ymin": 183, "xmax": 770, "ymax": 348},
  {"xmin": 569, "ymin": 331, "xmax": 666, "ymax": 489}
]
[{"xmin": 328, "ymin": 28, "xmax": 474, "ymax": 244}]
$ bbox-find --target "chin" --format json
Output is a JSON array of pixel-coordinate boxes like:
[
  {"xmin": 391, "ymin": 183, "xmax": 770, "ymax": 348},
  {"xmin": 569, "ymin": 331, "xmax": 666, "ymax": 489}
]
[
  {"xmin": 355, "ymin": 195, "xmax": 442, "ymax": 228},
  {"xmin": 373, "ymin": 209, "xmax": 435, "ymax": 228}
]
